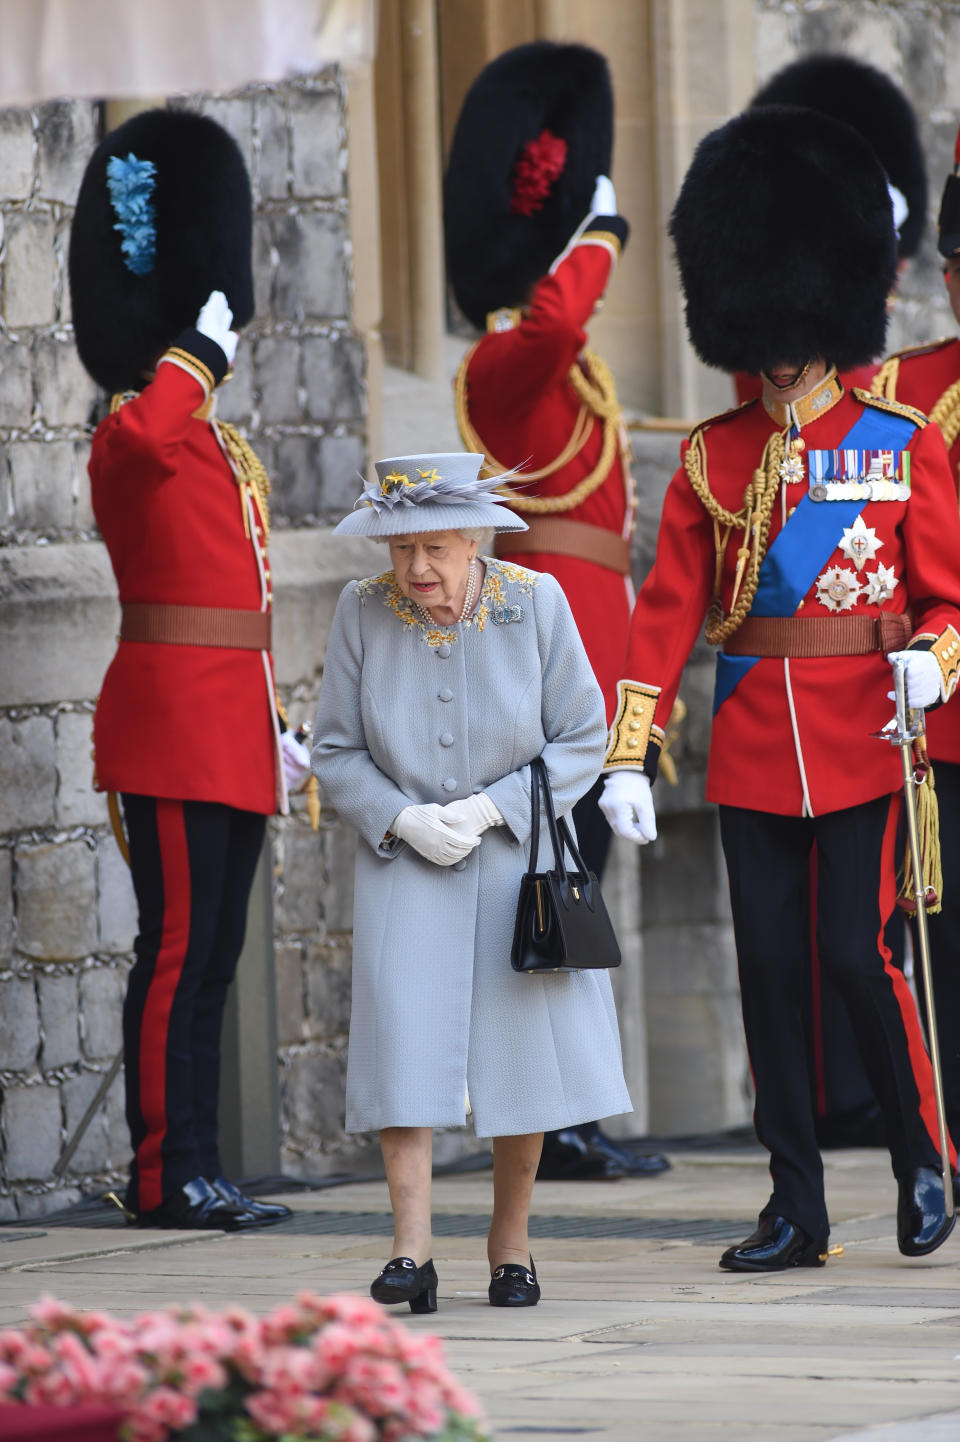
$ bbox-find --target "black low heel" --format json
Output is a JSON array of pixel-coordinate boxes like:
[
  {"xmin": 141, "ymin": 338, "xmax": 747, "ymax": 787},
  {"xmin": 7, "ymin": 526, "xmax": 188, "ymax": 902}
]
[
  {"xmin": 408, "ymin": 1285, "xmax": 438, "ymax": 1314},
  {"xmin": 488, "ymin": 1254, "xmax": 540, "ymax": 1307},
  {"xmin": 370, "ymin": 1257, "xmax": 439, "ymax": 1311}
]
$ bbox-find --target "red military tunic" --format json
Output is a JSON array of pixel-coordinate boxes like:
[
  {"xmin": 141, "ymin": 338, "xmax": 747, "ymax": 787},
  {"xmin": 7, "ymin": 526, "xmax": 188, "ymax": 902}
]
[
  {"xmin": 455, "ymin": 215, "xmax": 634, "ymax": 723},
  {"xmin": 873, "ymin": 338, "xmax": 960, "ymax": 765},
  {"xmin": 91, "ymin": 334, "xmax": 282, "ymax": 815},
  {"xmin": 605, "ymin": 372, "xmax": 960, "ymax": 813}
]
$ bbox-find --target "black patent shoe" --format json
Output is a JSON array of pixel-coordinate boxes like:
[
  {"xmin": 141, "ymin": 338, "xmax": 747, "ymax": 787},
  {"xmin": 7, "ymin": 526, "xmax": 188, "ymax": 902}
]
[
  {"xmin": 897, "ymin": 1166, "xmax": 957, "ymax": 1257},
  {"xmin": 574, "ymin": 1124, "xmax": 671, "ymax": 1177},
  {"xmin": 537, "ymin": 1128, "xmax": 625, "ymax": 1180},
  {"xmin": 489, "ymin": 1256, "xmax": 540, "ymax": 1307},
  {"xmin": 135, "ymin": 1177, "xmax": 263, "ymax": 1231},
  {"xmin": 719, "ymin": 1215, "xmax": 827, "ymax": 1273},
  {"xmin": 211, "ymin": 1176, "xmax": 293, "ymax": 1225},
  {"xmin": 370, "ymin": 1257, "xmax": 438, "ymax": 1314}
]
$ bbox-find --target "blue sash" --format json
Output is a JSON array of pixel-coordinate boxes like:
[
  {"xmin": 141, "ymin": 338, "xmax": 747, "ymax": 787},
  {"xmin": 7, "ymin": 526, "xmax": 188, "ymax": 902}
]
[{"xmin": 713, "ymin": 405, "xmax": 918, "ymax": 715}]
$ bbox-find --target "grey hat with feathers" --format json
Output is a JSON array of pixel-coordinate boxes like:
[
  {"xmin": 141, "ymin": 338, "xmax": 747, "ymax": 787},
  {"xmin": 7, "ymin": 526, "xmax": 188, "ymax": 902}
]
[{"xmin": 333, "ymin": 453, "xmax": 529, "ymax": 537}]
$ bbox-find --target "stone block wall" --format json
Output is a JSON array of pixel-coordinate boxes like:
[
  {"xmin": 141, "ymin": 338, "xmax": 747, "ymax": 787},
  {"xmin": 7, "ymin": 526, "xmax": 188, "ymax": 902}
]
[{"xmin": 0, "ymin": 73, "xmax": 372, "ymax": 1218}]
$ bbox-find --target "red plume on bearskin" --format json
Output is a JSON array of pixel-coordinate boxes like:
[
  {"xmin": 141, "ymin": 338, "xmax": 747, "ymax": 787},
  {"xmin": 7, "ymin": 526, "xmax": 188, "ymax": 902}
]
[
  {"xmin": 511, "ymin": 130, "xmax": 568, "ymax": 216},
  {"xmin": 444, "ymin": 41, "xmax": 612, "ymax": 330}
]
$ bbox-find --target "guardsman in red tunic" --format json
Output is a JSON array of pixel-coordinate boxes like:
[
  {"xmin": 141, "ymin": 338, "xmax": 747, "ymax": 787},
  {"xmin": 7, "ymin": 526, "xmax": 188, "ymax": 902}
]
[
  {"xmin": 444, "ymin": 41, "xmax": 666, "ymax": 1183},
  {"xmin": 733, "ymin": 55, "xmax": 927, "ymax": 409},
  {"xmin": 871, "ymin": 125, "xmax": 960, "ymax": 1191},
  {"xmin": 601, "ymin": 105, "xmax": 960, "ymax": 1270},
  {"xmin": 69, "ymin": 110, "xmax": 310, "ymax": 1229}
]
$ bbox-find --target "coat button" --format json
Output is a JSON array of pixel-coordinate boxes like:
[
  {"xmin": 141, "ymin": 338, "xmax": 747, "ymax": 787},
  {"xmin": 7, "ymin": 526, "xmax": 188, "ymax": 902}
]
[
  {"xmin": 453, "ymin": 859, "xmax": 466, "ymax": 871},
  {"xmin": 442, "ymin": 777, "xmax": 458, "ymax": 792},
  {"xmin": 436, "ymin": 644, "xmax": 452, "ymax": 658},
  {"xmin": 439, "ymin": 732, "xmax": 455, "ymax": 747},
  {"xmin": 438, "ymin": 687, "xmax": 454, "ymax": 702}
]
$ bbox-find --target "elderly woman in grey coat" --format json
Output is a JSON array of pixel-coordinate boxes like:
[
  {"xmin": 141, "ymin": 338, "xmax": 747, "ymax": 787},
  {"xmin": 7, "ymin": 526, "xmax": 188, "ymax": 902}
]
[{"xmin": 311, "ymin": 452, "xmax": 631, "ymax": 1313}]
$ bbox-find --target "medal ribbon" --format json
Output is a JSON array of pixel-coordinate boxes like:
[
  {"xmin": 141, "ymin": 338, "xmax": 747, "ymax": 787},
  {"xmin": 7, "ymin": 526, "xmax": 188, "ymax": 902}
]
[{"xmin": 713, "ymin": 406, "xmax": 918, "ymax": 715}]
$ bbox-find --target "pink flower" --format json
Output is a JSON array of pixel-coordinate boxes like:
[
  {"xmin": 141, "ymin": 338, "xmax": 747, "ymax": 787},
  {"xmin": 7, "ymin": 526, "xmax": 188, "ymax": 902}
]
[
  {"xmin": 29, "ymin": 1296, "xmax": 78, "ymax": 1331},
  {"xmin": 442, "ymin": 1380, "xmax": 485, "ymax": 1419},
  {"xmin": 340, "ymin": 1357, "xmax": 410, "ymax": 1417},
  {"xmin": 261, "ymin": 1343, "xmax": 326, "ymax": 1395},
  {"xmin": 246, "ymin": 1387, "xmax": 301, "ymax": 1434},
  {"xmin": 179, "ymin": 1353, "xmax": 226, "ymax": 1396},
  {"xmin": 139, "ymin": 1385, "xmax": 198, "ymax": 1430},
  {"xmin": 122, "ymin": 1413, "xmax": 168, "ymax": 1442},
  {"xmin": 0, "ymin": 1360, "xmax": 19, "ymax": 1398},
  {"xmin": 231, "ymin": 1330, "xmax": 265, "ymax": 1382},
  {"xmin": 314, "ymin": 1322, "xmax": 359, "ymax": 1372},
  {"xmin": 261, "ymin": 1303, "xmax": 305, "ymax": 1343},
  {"xmin": 334, "ymin": 1411, "xmax": 378, "ymax": 1442}
]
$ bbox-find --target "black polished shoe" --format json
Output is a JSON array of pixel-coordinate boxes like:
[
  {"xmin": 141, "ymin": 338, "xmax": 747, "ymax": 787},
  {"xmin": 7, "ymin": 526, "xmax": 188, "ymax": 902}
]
[
  {"xmin": 574, "ymin": 1123, "xmax": 671, "ymax": 1177},
  {"xmin": 211, "ymin": 1176, "xmax": 293, "ymax": 1226},
  {"xmin": 897, "ymin": 1166, "xmax": 957, "ymax": 1257},
  {"xmin": 370, "ymin": 1257, "xmax": 438, "ymax": 1314},
  {"xmin": 537, "ymin": 1128, "xmax": 625, "ymax": 1180},
  {"xmin": 135, "ymin": 1177, "xmax": 263, "ymax": 1231},
  {"xmin": 719, "ymin": 1215, "xmax": 827, "ymax": 1273},
  {"xmin": 489, "ymin": 1255, "xmax": 540, "ymax": 1307}
]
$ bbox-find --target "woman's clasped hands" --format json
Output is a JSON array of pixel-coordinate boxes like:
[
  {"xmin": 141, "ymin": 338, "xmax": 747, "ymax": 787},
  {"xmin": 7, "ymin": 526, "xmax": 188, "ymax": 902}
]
[{"xmin": 391, "ymin": 793, "xmax": 504, "ymax": 866}]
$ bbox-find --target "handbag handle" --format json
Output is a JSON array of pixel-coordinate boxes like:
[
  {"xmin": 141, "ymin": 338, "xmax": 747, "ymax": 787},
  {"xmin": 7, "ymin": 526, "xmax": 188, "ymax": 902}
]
[{"xmin": 528, "ymin": 756, "xmax": 590, "ymax": 880}]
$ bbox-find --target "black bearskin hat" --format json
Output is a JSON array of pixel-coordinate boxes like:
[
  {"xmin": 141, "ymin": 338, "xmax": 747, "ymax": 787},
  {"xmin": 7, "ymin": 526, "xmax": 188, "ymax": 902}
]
[
  {"xmin": 444, "ymin": 41, "xmax": 613, "ymax": 330},
  {"xmin": 937, "ymin": 125, "xmax": 960, "ymax": 257},
  {"xmin": 69, "ymin": 108, "xmax": 254, "ymax": 392},
  {"xmin": 750, "ymin": 55, "xmax": 927, "ymax": 260},
  {"xmin": 669, "ymin": 106, "xmax": 897, "ymax": 377}
]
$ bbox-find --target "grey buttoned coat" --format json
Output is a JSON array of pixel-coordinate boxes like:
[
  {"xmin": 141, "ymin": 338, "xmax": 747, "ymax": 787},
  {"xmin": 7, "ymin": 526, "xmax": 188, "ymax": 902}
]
[{"xmin": 311, "ymin": 558, "xmax": 632, "ymax": 1137}]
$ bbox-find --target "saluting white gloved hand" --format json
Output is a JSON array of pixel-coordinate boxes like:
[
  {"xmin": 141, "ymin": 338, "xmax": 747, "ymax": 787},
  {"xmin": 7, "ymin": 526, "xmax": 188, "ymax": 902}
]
[
  {"xmin": 590, "ymin": 174, "xmax": 617, "ymax": 216},
  {"xmin": 196, "ymin": 289, "xmax": 238, "ymax": 366},
  {"xmin": 280, "ymin": 731, "xmax": 312, "ymax": 789},
  {"xmin": 438, "ymin": 792, "xmax": 504, "ymax": 840},
  {"xmin": 887, "ymin": 650, "xmax": 941, "ymax": 709},
  {"xmin": 391, "ymin": 804, "xmax": 481, "ymax": 866},
  {"xmin": 599, "ymin": 771, "xmax": 657, "ymax": 845}
]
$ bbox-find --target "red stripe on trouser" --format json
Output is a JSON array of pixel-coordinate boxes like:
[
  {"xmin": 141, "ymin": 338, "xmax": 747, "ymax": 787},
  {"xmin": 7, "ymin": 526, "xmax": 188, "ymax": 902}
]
[
  {"xmin": 136, "ymin": 800, "xmax": 192, "ymax": 1211},
  {"xmin": 877, "ymin": 793, "xmax": 957, "ymax": 1170}
]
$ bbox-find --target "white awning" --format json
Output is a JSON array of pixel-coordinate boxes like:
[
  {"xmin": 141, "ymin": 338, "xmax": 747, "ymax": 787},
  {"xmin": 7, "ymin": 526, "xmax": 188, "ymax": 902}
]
[{"xmin": 0, "ymin": 0, "xmax": 377, "ymax": 104}]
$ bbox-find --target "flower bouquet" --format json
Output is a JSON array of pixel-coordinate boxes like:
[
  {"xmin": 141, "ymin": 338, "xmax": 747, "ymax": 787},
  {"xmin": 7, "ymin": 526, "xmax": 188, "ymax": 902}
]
[{"xmin": 0, "ymin": 1292, "xmax": 489, "ymax": 1442}]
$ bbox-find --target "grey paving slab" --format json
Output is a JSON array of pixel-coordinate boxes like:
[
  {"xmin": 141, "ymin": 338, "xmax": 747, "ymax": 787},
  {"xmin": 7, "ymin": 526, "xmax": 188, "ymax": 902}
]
[{"xmin": 1, "ymin": 1151, "xmax": 960, "ymax": 1440}]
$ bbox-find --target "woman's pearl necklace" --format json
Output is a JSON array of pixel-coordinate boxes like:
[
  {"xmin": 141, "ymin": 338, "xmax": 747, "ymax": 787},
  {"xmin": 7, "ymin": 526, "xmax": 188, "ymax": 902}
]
[{"xmin": 415, "ymin": 558, "xmax": 478, "ymax": 627}]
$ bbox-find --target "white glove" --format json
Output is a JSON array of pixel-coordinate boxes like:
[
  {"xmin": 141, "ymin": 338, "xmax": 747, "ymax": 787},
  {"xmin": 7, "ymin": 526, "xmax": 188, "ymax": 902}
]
[
  {"xmin": 391, "ymin": 804, "xmax": 481, "ymax": 866},
  {"xmin": 598, "ymin": 771, "xmax": 657, "ymax": 845},
  {"xmin": 590, "ymin": 174, "xmax": 617, "ymax": 216},
  {"xmin": 196, "ymin": 289, "xmax": 238, "ymax": 366},
  {"xmin": 438, "ymin": 792, "xmax": 504, "ymax": 839},
  {"xmin": 887, "ymin": 650, "xmax": 941, "ymax": 710},
  {"xmin": 280, "ymin": 731, "xmax": 312, "ymax": 789}
]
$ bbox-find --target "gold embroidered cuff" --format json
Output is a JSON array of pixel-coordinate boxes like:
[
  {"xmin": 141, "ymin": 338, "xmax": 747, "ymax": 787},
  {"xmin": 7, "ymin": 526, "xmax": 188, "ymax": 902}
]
[
  {"xmin": 161, "ymin": 348, "xmax": 217, "ymax": 399},
  {"xmin": 604, "ymin": 680, "xmax": 661, "ymax": 769},
  {"xmin": 930, "ymin": 625, "xmax": 960, "ymax": 700}
]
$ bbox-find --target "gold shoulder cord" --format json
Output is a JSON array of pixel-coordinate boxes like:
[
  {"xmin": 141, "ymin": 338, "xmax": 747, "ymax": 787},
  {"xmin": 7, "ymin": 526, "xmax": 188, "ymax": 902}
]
[
  {"xmin": 870, "ymin": 356, "xmax": 899, "ymax": 400},
  {"xmin": 683, "ymin": 425, "xmax": 787, "ymax": 644},
  {"xmin": 454, "ymin": 346, "xmax": 625, "ymax": 513},
  {"xmin": 928, "ymin": 381, "xmax": 960, "ymax": 451},
  {"xmin": 217, "ymin": 421, "xmax": 272, "ymax": 541}
]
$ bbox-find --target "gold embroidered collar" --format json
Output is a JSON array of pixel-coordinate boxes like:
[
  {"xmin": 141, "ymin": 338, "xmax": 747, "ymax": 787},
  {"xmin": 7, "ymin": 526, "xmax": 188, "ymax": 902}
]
[{"xmin": 762, "ymin": 368, "xmax": 843, "ymax": 429}]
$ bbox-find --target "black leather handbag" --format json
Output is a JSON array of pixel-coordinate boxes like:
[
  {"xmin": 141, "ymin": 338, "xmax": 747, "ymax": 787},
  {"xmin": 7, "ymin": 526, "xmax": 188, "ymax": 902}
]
[{"xmin": 510, "ymin": 756, "xmax": 622, "ymax": 974}]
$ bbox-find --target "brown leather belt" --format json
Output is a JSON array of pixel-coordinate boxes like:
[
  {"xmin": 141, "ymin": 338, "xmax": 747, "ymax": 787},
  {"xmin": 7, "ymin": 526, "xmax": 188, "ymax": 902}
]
[
  {"xmin": 495, "ymin": 517, "xmax": 632, "ymax": 575},
  {"xmin": 723, "ymin": 612, "xmax": 913, "ymax": 658},
  {"xmin": 120, "ymin": 603, "xmax": 271, "ymax": 650}
]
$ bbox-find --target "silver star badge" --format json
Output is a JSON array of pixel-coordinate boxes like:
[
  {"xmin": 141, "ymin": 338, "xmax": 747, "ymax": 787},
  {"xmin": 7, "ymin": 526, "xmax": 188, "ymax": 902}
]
[
  {"xmin": 863, "ymin": 563, "xmax": 898, "ymax": 606},
  {"xmin": 779, "ymin": 452, "xmax": 805, "ymax": 486},
  {"xmin": 838, "ymin": 515, "xmax": 882, "ymax": 573},
  {"xmin": 816, "ymin": 565, "xmax": 862, "ymax": 613}
]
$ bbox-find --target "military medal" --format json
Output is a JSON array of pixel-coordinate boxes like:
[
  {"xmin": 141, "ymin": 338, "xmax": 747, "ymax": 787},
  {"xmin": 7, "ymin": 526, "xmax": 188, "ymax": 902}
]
[
  {"xmin": 863, "ymin": 563, "xmax": 898, "ymax": 605},
  {"xmin": 816, "ymin": 565, "xmax": 861, "ymax": 612},
  {"xmin": 838, "ymin": 515, "xmax": 882, "ymax": 572}
]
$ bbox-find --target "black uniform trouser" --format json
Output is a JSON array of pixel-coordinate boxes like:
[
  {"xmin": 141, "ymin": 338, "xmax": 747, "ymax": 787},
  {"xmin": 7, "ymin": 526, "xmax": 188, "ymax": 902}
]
[
  {"xmin": 914, "ymin": 759, "xmax": 960, "ymax": 1146},
  {"xmin": 719, "ymin": 795, "xmax": 942, "ymax": 1241},
  {"xmin": 121, "ymin": 795, "xmax": 265, "ymax": 1211}
]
